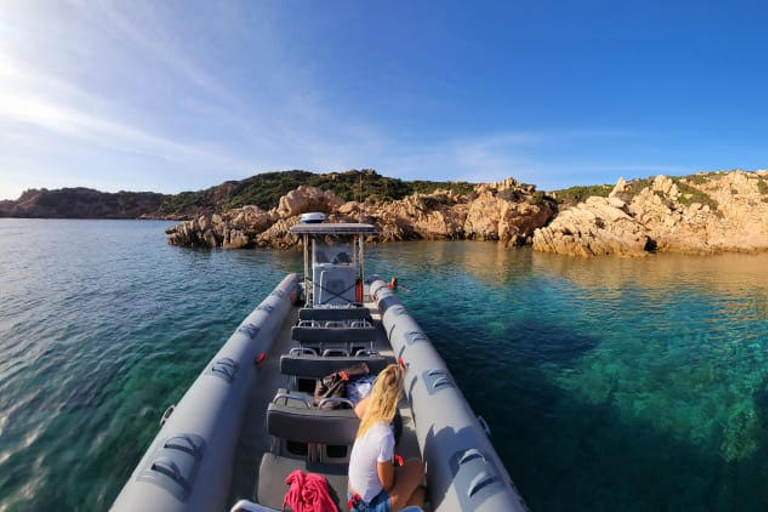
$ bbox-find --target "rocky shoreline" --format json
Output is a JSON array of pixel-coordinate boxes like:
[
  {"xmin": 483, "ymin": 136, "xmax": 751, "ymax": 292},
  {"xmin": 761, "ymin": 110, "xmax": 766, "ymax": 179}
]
[
  {"xmin": 165, "ymin": 169, "xmax": 768, "ymax": 257},
  {"xmin": 4, "ymin": 168, "xmax": 766, "ymax": 257},
  {"xmin": 165, "ymin": 178, "xmax": 556, "ymax": 249},
  {"xmin": 534, "ymin": 170, "xmax": 768, "ymax": 256}
]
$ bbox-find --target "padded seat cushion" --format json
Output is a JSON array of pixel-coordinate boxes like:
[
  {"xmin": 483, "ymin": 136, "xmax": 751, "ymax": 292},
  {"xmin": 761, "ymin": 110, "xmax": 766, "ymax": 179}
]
[
  {"xmin": 257, "ymin": 453, "xmax": 348, "ymax": 511},
  {"xmin": 291, "ymin": 325, "xmax": 377, "ymax": 344},
  {"xmin": 280, "ymin": 354, "xmax": 395, "ymax": 378},
  {"xmin": 267, "ymin": 393, "xmax": 360, "ymax": 445}
]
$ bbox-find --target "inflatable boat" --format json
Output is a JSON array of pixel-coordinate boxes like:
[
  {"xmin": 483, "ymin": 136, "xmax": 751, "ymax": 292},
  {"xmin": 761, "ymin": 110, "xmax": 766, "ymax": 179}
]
[{"xmin": 112, "ymin": 221, "xmax": 527, "ymax": 512}]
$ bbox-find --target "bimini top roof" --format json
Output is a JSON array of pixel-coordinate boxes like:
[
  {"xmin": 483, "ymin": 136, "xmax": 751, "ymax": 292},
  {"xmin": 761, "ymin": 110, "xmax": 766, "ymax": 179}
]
[{"xmin": 289, "ymin": 222, "xmax": 379, "ymax": 235}]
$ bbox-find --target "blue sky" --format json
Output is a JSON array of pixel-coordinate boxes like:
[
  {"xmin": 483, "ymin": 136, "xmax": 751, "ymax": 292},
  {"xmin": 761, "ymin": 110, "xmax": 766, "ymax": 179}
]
[{"xmin": 1, "ymin": 0, "xmax": 766, "ymax": 199}]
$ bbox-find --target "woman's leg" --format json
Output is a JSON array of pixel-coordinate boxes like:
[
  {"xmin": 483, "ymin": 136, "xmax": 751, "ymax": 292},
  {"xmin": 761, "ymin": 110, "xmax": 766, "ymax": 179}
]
[
  {"xmin": 405, "ymin": 486, "xmax": 426, "ymax": 508},
  {"xmin": 388, "ymin": 459, "xmax": 425, "ymax": 510}
]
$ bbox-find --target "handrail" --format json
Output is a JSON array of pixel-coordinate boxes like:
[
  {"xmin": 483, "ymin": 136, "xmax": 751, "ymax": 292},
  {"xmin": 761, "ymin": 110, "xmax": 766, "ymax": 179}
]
[
  {"xmin": 322, "ymin": 348, "xmax": 350, "ymax": 357},
  {"xmin": 318, "ymin": 397, "xmax": 355, "ymax": 409},
  {"xmin": 272, "ymin": 393, "xmax": 311, "ymax": 408},
  {"xmin": 289, "ymin": 347, "xmax": 318, "ymax": 356}
]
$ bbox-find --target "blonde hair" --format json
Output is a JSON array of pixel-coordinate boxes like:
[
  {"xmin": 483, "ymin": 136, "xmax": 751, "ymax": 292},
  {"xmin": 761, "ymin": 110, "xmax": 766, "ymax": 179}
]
[{"xmin": 357, "ymin": 364, "xmax": 404, "ymax": 438}]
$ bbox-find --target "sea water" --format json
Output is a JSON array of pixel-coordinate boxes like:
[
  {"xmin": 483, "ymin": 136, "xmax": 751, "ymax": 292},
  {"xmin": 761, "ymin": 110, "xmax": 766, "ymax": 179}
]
[{"xmin": 1, "ymin": 219, "xmax": 767, "ymax": 511}]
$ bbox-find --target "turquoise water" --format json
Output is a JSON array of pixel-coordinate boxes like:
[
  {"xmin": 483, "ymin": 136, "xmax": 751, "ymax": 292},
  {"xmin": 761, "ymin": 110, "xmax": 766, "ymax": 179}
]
[{"xmin": 1, "ymin": 220, "xmax": 768, "ymax": 511}]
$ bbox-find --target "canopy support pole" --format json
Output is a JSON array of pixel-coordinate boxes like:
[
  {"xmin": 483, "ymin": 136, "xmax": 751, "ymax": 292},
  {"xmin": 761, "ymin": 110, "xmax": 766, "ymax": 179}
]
[
  {"xmin": 359, "ymin": 234, "xmax": 365, "ymax": 287},
  {"xmin": 303, "ymin": 233, "xmax": 310, "ymax": 307}
]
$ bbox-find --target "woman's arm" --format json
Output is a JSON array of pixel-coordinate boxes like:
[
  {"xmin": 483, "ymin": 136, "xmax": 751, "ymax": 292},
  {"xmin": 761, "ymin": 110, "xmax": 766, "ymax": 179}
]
[
  {"xmin": 354, "ymin": 395, "xmax": 370, "ymax": 419},
  {"xmin": 376, "ymin": 427, "xmax": 396, "ymax": 490},
  {"xmin": 377, "ymin": 459, "xmax": 395, "ymax": 491}
]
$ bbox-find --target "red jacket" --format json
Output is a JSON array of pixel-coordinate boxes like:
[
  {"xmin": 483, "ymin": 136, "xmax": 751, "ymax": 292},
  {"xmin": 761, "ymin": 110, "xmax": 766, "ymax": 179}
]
[{"xmin": 283, "ymin": 469, "xmax": 337, "ymax": 512}]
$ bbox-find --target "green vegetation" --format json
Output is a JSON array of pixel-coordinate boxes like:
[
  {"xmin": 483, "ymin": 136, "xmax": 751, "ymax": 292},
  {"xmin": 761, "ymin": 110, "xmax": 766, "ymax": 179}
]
[
  {"xmin": 549, "ymin": 184, "xmax": 612, "ymax": 206},
  {"xmin": 688, "ymin": 174, "xmax": 708, "ymax": 185},
  {"xmin": 685, "ymin": 171, "xmax": 724, "ymax": 185},
  {"xmin": 622, "ymin": 178, "xmax": 653, "ymax": 199},
  {"xmin": 158, "ymin": 170, "xmax": 477, "ymax": 214},
  {"xmin": 526, "ymin": 190, "xmax": 552, "ymax": 206},
  {"xmin": 671, "ymin": 178, "xmax": 719, "ymax": 211},
  {"xmin": 548, "ymin": 172, "xmax": 729, "ymax": 214},
  {"xmin": 757, "ymin": 178, "xmax": 768, "ymax": 195},
  {"xmin": 32, "ymin": 188, "xmax": 165, "ymax": 218}
]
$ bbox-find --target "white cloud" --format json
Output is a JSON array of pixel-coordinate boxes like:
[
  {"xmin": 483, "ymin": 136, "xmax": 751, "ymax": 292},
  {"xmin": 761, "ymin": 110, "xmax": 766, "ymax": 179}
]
[
  {"xmin": 0, "ymin": 91, "xmax": 253, "ymax": 170},
  {"xmin": 0, "ymin": 1, "xmax": 694, "ymax": 200}
]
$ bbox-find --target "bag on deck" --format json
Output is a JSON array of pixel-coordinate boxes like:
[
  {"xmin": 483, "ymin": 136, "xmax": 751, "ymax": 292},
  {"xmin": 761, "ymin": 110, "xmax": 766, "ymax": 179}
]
[{"xmin": 314, "ymin": 363, "xmax": 370, "ymax": 409}]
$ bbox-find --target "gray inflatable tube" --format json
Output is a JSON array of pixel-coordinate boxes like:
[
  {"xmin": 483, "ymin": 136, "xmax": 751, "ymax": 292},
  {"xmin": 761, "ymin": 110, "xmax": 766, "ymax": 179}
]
[
  {"xmin": 370, "ymin": 278, "xmax": 527, "ymax": 512},
  {"xmin": 112, "ymin": 273, "xmax": 299, "ymax": 512}
]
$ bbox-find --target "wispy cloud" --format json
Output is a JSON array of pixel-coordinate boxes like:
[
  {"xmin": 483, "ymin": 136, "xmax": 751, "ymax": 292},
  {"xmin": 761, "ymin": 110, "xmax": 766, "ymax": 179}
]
[
  {"xmin": 0, "ymin": 91, "xmax": 253, "ymax": 170},
  {"xmin": 0, "ymin": 0, "xmax": 400, "ymax": 198},
  {"xmin": 373, "ymin": 129, "xmax": 684, "ymax": 189},
  {"xmin": 0, "ymin": 1, "xmax": 699, "ymax": 200}
]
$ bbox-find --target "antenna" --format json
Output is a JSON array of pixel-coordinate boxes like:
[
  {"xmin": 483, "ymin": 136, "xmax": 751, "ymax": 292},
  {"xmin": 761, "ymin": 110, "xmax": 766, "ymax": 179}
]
[{"xmin": 358, "ymin": 172, "xmax": 363, "ymax": 223}]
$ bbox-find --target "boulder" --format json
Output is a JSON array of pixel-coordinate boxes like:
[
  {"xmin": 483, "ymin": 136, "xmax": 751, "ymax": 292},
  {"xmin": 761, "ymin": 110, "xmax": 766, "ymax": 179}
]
[
  {"xmin": 533, "ymin": 196, "xmax": 651, "ymax": 257},
  {"xmin": 534, "ymin": 171, "xmax": 768, "ymax": 256},
  {"xmin": 166, "ymin": 176, "xmax": 557, "ymax": 249},
  {"xmin": 276, "ymin": 186, "xmax": 343, "ymax": 218}
]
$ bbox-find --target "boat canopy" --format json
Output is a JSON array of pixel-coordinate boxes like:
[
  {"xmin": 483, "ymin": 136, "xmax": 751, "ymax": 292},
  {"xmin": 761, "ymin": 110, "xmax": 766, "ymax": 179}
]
[
  {"xmin": 290, "ymin": 221, "xmax": 378, "ymax": 307},
  {"xmin": 289, "ymin": 223, "xmax": 378, "ymax": 235}
]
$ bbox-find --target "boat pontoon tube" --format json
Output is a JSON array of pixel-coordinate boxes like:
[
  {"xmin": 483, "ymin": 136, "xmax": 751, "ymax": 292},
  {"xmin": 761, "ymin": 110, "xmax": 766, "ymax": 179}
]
[
  {"xmin": 112, "ymin": 274, "xmax": 299, "ymax": 512},
  {"xmin": 370, "ymin": 278, "xmax": 528, "ymax": 512}
]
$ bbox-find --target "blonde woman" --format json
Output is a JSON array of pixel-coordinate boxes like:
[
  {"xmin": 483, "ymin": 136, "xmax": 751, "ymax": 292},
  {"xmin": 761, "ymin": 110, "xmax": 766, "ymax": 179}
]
[{"xmin": 347, "ymin": 364, "xmax": 425, "ymax": 511}]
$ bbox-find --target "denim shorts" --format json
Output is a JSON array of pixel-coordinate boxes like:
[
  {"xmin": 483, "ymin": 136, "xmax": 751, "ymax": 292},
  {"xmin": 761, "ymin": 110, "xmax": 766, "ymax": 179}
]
[{"xmin": 347, "ymin": 489, "xmax": 392, "ymax": 512}]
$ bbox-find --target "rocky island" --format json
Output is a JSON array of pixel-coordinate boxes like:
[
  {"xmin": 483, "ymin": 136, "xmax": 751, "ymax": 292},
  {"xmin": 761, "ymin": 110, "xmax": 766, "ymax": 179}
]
[
  {"xmin": 0, "ymin": 187, "xmax": 167, "ymax": 219},
  {"xmin": 165, "ymin": 168, "xmax": 768, "ymax": 256},
  {"xmin": 165, "ymin": 177, "xmax": 556, "ymax": 249},
  {"xmin": 4, "ymin": 168, "xmax": 768, "ymax": 256},
  {"xmin": 534, "ymin": 169, "xmax": 768, "ymax": 256}
]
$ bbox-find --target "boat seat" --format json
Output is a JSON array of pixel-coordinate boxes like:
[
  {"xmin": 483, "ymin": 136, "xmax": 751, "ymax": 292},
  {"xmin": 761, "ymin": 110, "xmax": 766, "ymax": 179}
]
[
  {"xmin": 291, "ymin": 325, "xmax": 377, "ymax": 345},
  {"xmin": 268, "ymin": 389, "xmax": 360, "ymax": 445},
  {"xmin": 257, "ymin": 453, "xmax": 348, "ymax": 511},
  {"xmin": 280, "ymin": 353, "xmax": 395, "ymax": 379},
  {"xmin": 296, "ymin": 319, "xmax": 373, "ymax": 329},
  {"xmin": 299, "ymin": 307, "xmax": 372, "ymax": 322}
]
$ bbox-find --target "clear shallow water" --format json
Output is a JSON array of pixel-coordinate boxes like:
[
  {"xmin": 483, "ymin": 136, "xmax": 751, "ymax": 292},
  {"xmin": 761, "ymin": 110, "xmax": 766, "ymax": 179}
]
[{"xmin": 1, "ymin": 220, "xmax": 768, "ymax": 511}]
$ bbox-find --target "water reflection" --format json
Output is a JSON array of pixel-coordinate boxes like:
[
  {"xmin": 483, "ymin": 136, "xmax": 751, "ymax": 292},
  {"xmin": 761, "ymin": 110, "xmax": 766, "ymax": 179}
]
[
  {"xmin": 3, "ymin": 225, "xmax": 768, "ymax": 511},
  {"xmin": 370, "ymin": 241, "xmax": 768, "ymax": 510},
  {"xmin": 368, "ymin": 240, "xmax": 533, "ymax": 286},
  {"xmin": 532, "ymin": 250, "xmax": 768, "ymax": 298}
]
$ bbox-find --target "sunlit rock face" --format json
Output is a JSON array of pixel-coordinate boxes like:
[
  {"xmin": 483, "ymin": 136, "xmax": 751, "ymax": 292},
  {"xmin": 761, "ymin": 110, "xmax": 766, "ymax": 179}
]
[
  {"xmin": 533, "ymin": 170, "xmax": 768, "ymax": 257},
  {"xmin": 166, "ymin": 169, "xmax": 768, "ymax": 254},
  {"xmin": 166, "ymin": 180, "xmax": 557, "ymax": 249},
  {"xmin": 533, "ymin": 195, "xmax": 651, "ymax": 257}
]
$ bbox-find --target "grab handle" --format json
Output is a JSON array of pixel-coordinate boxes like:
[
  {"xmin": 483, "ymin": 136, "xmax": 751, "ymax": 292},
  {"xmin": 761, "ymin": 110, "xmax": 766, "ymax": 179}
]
[
  {"xmin": 273, "ymin": 394, "xmax": 311, "ymax": 408},
  {"xmin": 318, "ymin": 397, "xmax": 355, "ymax": 409}
]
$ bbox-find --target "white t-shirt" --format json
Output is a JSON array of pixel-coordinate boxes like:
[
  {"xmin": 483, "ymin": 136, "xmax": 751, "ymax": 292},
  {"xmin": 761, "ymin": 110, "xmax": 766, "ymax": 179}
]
[{"xmin": 348, "ymin": 421, "xmax": 395, "ymax": 503}]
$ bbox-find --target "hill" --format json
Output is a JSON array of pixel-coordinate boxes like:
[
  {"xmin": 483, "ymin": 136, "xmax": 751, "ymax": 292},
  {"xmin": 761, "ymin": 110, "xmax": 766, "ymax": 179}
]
[
  {"xmin": 155, "ymin": 169, "xmax": 475, "ymax": 217},
  {"xmin": 0, "ymin": 188, "xmax": 166, "ymax": 219},
  {"xmin": 0, "ymin": 170, "xmax": 476, "ymax": 219}
]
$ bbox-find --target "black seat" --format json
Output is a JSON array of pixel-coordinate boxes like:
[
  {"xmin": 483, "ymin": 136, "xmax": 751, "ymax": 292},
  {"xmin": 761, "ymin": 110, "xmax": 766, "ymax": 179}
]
[
  {"xmin": 291, "ymin": 325, "xmax": 377, "ymax": 345},
  {"xmin": 257, "ymin": 453, "xmax": 348, "ymax": 511},
  {"xmin": 267, "ymin": 389, "xmax": 360, "ymax": 446},
  {"xmin": 280, "ymin": 353, "xmax": 395, "ymax": 379}
]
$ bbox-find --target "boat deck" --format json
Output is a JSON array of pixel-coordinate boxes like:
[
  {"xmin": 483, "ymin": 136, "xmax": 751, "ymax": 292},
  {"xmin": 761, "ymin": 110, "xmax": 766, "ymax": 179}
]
[{"xmin": 228, "ymin": 297, "xmax": 423, "ymax": 510}]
